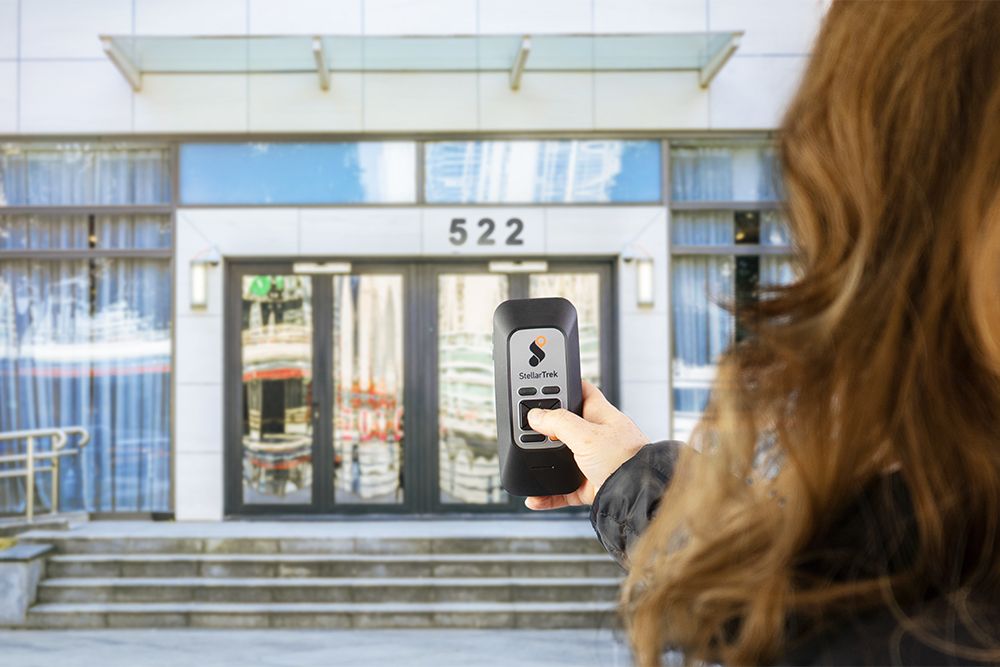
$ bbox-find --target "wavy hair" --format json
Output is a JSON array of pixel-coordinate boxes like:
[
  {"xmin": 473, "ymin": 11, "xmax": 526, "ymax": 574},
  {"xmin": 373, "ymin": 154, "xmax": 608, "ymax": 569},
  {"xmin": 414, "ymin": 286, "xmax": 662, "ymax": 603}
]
[{"xmin": 623, "ymin": 2, "xmax": 1000, "ymax": 664}]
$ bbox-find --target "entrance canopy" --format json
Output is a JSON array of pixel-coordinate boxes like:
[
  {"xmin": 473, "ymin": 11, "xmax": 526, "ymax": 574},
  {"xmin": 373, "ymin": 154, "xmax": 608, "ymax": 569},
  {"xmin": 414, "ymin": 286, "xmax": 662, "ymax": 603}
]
[{"xmin": 99, "ymin": 32, "xmax": 742, "ymax": 93}]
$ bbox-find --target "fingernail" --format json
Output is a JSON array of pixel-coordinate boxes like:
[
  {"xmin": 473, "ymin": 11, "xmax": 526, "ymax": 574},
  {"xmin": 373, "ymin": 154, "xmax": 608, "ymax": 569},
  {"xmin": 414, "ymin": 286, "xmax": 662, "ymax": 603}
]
[{"xmin": 527, "ymin": 408, "xmax": 542, "ymax": 422}]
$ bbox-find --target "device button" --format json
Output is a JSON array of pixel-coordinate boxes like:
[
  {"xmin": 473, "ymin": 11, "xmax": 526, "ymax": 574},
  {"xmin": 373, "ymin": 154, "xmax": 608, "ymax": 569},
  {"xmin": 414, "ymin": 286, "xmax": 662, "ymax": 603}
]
[
  {"xmin": 519, "ymin": 434, "xmax": 546, "ymax": 443},
  {"xmin": 518, "ymin": 398, "xmax": 561, "ymax": 429},
  {"xmin": 541, "ymin": 385, "xmax": 560, "ymax": 395},
  {"xmin": 518, "ymin": 387, "xmax": 537, "ymax": 396}
]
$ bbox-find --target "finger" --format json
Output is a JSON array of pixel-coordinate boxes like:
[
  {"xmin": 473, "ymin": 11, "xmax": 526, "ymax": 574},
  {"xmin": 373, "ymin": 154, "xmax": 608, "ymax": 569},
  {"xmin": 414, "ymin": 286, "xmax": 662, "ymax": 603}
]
[
  {"xmin": 580, "ymin": 380, "xmax": 619, "ymax": 424},
  {"xmin": 527, "ymin": 408, "xmax": 595, "ymax": 450},
  {"xmin": 524, "ymin": 495, "xmax": 572, "ymax": 511}
]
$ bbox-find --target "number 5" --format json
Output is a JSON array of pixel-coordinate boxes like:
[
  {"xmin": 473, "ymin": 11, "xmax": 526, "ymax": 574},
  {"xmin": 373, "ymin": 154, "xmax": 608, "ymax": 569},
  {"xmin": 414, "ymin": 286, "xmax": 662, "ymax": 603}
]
[{"xmin": 449, "ymin": 218, "xmax": 467, "ymax": 246}]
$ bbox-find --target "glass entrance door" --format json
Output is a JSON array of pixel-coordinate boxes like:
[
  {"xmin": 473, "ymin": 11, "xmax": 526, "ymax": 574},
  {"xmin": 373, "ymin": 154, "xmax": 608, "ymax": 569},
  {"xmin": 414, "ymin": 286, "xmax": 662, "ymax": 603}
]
[{"xmin": 226, "ymin": 261, "xmax": 612, "ymax": 515}]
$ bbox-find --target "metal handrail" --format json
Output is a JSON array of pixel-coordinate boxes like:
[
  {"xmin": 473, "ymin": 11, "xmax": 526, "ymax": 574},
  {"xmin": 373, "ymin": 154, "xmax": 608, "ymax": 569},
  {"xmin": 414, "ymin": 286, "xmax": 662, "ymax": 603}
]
[{"xmin": 0, "ymin": 427, "xmax": 91, "ymax": 521}]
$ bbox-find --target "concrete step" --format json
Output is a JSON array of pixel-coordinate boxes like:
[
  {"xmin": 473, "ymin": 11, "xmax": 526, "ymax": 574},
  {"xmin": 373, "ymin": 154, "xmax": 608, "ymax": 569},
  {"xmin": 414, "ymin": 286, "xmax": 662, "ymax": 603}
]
[
  {"xmin": 23, "ymin": 535, "xmax": 606, "ymax": 556},
  {"xmin": 23, "ymin": 601, "xmax": 620, "ymax": 629},
  {"xmin": 38, "ymin": 576, "xmax": 623, "ymax": 604},
  {"xmin": 47, "ymin": 552, "xmax": 621, "ymax": 579},
  {"xmin": 0, "ymin": 512, "xmax": 86, "ymax": 538}
]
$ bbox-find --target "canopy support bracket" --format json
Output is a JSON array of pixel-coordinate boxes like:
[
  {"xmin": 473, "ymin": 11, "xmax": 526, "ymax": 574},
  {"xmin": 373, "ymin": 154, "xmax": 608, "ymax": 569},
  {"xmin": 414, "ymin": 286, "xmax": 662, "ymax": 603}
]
[
  {"xmin": 699, "ymin": 33, "xmax": 741, "ymax": 88},
  {"xmin": 312, "ymin": 36, "xmax": 330, "ymax": 91},
  {"xmin": 509, "ymin": 36, "xmax": 531, "ymax": 91},
  {"xmin": 100, "ymin": 36, "xmax": 142, "ymax": 92}
]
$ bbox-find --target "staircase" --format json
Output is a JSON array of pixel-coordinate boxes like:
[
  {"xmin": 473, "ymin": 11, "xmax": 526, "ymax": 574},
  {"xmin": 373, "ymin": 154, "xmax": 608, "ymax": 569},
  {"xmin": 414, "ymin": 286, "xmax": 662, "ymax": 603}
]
[{"xmin": 16, "ymin": 523, "xmax": 623, "ymax": 629}]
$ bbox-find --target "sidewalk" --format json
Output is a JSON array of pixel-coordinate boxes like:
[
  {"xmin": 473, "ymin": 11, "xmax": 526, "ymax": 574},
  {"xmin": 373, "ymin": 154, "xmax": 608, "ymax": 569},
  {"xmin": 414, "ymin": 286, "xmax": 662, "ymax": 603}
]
[{"xmin": 0, "ymin": 629, "xmax": 632, "ymax": 667}]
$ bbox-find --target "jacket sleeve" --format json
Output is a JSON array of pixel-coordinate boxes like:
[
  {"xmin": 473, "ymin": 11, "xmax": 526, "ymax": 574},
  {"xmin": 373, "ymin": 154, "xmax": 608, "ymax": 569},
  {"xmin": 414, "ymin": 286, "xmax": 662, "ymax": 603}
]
[{"xmin": 589, "ymin": 440, "xmax": 682, "ymax": 570}]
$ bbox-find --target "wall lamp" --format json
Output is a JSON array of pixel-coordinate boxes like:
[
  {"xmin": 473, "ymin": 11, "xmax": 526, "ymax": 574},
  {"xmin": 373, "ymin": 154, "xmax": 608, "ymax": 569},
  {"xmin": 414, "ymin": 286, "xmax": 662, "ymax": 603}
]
[
  {"xmin": 190, "ymin": 247, "xmax": 221, "ymax": 311},
  {"xmin": 623, "ymin": 248, "xmax": 656, "ymax": 309}
]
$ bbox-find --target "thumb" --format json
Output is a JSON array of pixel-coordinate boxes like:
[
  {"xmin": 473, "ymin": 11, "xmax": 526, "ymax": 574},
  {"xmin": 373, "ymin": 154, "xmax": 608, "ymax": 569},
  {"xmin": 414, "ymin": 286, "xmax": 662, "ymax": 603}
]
[{"xmin": 526, "ymin": 408, "xmax": 595, "ymax": 453}]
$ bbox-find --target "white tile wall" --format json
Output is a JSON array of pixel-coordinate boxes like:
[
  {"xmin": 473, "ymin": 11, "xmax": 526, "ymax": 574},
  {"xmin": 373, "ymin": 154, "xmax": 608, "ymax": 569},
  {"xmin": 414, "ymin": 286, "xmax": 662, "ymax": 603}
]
[
  {"xmin": 363, "ymin": 0, "xmax": 476, "ymax": 35},
  {"xmin": 20, "ymin": 0, "xmax": 130, "ymax": 59},
  {"xmin": 134, "ymin": 75, "xmax": 248, "ymax": 133},
  {"xmin": 174, "ymin": 315, "xmax": 224, "ymax": 385},
  {"xmin": 479, "ymin": 72, "xmax": 593, "ymax": 131},
  {"xmin": 249, "ymin": 0, "xmax": 362, "ymax": 34},
  {"xmin": 545, "ymin": 208, "xmax": 664, "ymax": 256},
  {"xmin": 174, "ymin": 451, "xmax": 224, "ymax": 520},
  {"xmin": 135, "ymin": 0, "xmax": 247, "ymax": 35},
  {"xmin": 594, "ymin": 71, "xmax": 707, "ymax": 129},
  {"xmin": 0, "ymin": 0, "xmax": 19, "ymax": 60},
  {"xmin": 709, "ymin": 55, "xmax": 808, "ymax": 128},
  {"xmin": 183, "ymin": 208, "xmax": 300, "ymax": 256},
  {"xmin": 19, "ymin": 61, "xmax": 132, "ymax": 133},
  {"xmin": 620, "ymin": 312, "xmax": 670, "ymax": 383},
  {"xmin": 300, "ymin": 208, "xmax": 422, "ymax": 255},
  {"xmin": 0, "ymin": 63, "xmax": 15, "ymax": 132},
  {"xmin": 710, "ymin": 0, "xmax": 824, "ymax": 54},
  {"xmin": 479, "ymin": 0, "xmax": 592, "ymax": 34},
  {"xmin": 248, "ymin": 73, "xmax": 363, "ymax": 132},
  {"xmin": 364, "ymin": 73, "xmax": 477, "ymax": 131},
  {"xmin": 174, "ymin": 384, "xmax": 224, "ymax": 453},
  {"xmin": 621, "ymin": 381, "xmax": 670, "ymax": 442},
  {"xmin": 594, "ymin": 0, "xmax": 706, "ymax": 33}
]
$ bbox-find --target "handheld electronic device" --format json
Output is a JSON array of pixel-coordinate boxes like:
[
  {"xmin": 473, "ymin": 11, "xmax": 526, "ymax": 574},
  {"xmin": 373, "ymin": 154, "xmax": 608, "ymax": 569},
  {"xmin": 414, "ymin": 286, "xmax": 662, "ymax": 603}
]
[{"xmin": 492, "ymin": 297, "xmax": 585, "ymax": 497}]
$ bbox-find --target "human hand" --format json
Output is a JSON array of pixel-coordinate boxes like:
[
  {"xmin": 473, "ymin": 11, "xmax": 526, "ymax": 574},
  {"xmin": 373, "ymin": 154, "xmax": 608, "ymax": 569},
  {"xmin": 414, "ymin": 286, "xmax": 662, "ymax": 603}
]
[{"xmin": 524, "ymin": 380, "xmax": 648, "ymax": 510}]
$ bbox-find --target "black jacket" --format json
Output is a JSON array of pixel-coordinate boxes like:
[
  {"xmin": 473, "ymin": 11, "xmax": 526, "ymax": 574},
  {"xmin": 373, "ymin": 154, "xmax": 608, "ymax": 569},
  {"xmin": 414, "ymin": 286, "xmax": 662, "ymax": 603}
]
[{"xmin": 589, "ymin": 441, "xmax": 1000, "ymax": 666}]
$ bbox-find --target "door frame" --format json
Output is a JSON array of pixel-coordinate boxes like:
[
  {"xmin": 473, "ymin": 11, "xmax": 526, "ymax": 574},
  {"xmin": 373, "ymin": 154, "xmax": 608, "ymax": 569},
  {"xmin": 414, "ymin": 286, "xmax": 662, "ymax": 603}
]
[{"xmin": 224, "ymin": 258, "xmax": 616, "ymax": 517}]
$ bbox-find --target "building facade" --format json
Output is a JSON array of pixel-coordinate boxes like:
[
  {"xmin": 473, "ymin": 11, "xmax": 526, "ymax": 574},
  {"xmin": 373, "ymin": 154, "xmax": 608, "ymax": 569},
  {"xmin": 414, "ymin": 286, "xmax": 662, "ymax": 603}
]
[{"xmin": 0, "ymin": 0, "xmax": 826, "ymax": 520}]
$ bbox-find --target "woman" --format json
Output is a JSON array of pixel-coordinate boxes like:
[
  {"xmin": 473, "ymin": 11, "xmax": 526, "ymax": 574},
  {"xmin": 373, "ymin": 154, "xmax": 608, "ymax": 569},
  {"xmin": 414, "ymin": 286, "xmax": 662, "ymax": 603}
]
[{"xmin": 525, "ymin": 2, "xmax": 1000, "ymax": 664}]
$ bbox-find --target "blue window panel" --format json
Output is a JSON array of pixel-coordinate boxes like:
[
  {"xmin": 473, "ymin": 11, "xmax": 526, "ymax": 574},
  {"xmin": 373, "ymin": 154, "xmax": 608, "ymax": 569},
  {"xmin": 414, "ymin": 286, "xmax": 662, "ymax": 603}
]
[
  {"xmin": 180, "ymin": 142, "xmax": 417, "ymax": 205},
  {"xmin": 424, "ymin": 140, "xmax": 662, "ymax": 204}
]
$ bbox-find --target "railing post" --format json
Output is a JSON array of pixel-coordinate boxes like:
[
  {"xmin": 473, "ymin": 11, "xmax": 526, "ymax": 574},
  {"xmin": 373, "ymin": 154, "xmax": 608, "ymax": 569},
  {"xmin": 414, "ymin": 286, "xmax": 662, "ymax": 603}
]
[
  {"xmin": 25, "ymin": 436, "xmax": 34, "ymax": 522},
  {"xmin": 52, "ymin": 455, "xmax": 61, "ymax": 515}
]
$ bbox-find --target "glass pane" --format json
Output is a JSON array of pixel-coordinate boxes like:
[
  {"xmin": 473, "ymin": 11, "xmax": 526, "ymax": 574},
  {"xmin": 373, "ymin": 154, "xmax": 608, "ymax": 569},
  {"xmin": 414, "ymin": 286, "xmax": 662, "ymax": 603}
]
[
  {"xmin": 438, "ymin": 274, "xmax": 509, "ymax": 505},
  {"xmin": 761, "ymin": 210, "xmax": 792, "ymax": 246},
  {"xmin": 425, "ymin": 140, "xmax": 661, "ymax": 204},
  {"xmin": 671, "ymin": 211, "xmax": 734, "ymax": 246},
  {"xmin": 671, "ymin": 256, "xmax": 734, "ymax": 442},
  {"xmin": 0, "ymin": 143, "xmax": 172, "ymax": 206},
  {"xmin": 332, "ymin": 274, "xmax": 404, "ymax": 504},
  {"xmin": 180, "ymin": 142, "xmax": 417, "ymax": 205},
  {"xmin": 761, "ymin": 255, "xmax": 797, "ymax": 287},
  {"xmin": 240, "ymin": 275, "xmax": 314, "ymax": 505},
  {"xmin": 670, "ymin": 142, "xmax": 780, "ymax": 202},
  {"xmin": 528, "ymin": 273, "xmax": 602, "ymax": 387},
  {"xmin": 0, "ymin": 259, "xmax": 171, "ymax": 513},
  {"xmin": 0, "ymin": 214, "xmax": 171, "ymax": 251},
  {"xmin": 96, "ymin": 215, "xmax": 172, "ymax": 250}
]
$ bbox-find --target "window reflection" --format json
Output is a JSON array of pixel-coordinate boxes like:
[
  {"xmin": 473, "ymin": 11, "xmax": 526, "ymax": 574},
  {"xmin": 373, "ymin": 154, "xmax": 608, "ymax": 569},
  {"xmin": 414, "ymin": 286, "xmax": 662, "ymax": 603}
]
[
  {"xmin": 425, "ymin": 140, "xmax": 661, "ymax": 204},
  {"xmin": 438, "ymin": 274, "xmax": 508, "ymax": 504},
  {"xmin": 241, "ymin": 275, "xmax": 313, "ymax": 504},
  {"xmin": 332, "ymin": 275, "xmax": 404, "ymax": 504},
  {"xmin": 528, "ymin": 273, "xmax": 602, "ymax": 387}
]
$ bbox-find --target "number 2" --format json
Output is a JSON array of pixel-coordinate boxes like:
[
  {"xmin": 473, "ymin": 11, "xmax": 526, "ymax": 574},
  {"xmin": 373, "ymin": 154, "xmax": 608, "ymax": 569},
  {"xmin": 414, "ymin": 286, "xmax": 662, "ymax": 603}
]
[{"xmin": 505, "ymin": 218, "xmax": 524, "ymax": 245}]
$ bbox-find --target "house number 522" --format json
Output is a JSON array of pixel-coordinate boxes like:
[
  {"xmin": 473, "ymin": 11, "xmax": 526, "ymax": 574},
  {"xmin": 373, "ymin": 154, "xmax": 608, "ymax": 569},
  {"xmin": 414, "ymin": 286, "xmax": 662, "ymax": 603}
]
[{"xmin": 448, "ymin": 218, "xmax": 525, "ymax": 246}]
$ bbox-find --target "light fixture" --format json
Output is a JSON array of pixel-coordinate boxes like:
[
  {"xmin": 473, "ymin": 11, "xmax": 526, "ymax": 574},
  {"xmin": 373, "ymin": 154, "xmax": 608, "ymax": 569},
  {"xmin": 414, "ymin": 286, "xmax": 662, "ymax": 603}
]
[
  {"xmin": 189, "ymin": 247, "xmax": 221, "ymax": 311},
  {"xmin": 636, "ymin": 257, "xmax": 655, "ymax": 308}
]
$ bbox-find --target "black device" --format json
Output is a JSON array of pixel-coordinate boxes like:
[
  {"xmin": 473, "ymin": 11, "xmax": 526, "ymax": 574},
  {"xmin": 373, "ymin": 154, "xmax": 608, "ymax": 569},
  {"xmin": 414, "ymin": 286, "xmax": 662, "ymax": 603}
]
[{"xmin": 492, "ymin": 297, "xmax": 585, "ymax": 497}]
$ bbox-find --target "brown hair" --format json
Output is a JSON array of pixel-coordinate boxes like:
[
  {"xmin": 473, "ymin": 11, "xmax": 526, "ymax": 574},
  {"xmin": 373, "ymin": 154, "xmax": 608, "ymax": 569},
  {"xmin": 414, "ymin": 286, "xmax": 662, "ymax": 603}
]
[{"xmin": 624, "ymin": 1, "xmax": 1000, "ymax": 664}]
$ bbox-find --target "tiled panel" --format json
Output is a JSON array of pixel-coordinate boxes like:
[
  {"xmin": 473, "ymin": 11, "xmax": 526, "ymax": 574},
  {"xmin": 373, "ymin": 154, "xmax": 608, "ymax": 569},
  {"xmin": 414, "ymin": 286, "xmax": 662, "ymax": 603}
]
[
  {"xmin": 20, "ymin": 0, "xmax": 131, "ymax": 59},
  {"xmin": 594, "ymin": 0, "xmax": 706, "ymax": 33},
  {"xmin": 174, "ymin": 450, "xmax": 224, "ymax": 520},
  {"xmin": 619, "ymin": 312, "xmax": 670, "ymax": 383},
  {"xmin": 710, "ymin": 0, "xmax": 825, "ymax": 54},
  {"xmin": 363, "ymin": 0, "xmax": 476, "ymax": 35},
  {"xmin": 363, "ymin": 73, "xmax": 477, "ymax": 131},
  {"xmin": 0, "ymin": 0, "xmax": 18, "ymax": 60},
  {"xmin": 248, "ymin": 73, "xmax": 363, "ymax": 132},
  {"xmin": 479, "ymin": 72, "xmax": 592, "ymax": 131},
  {"xmin": 183, "ymin": 208, "xmax": 300, "ymax": 256},
  {"xmin": 300, "ymin": 209, "xmax": 421, "ymax": 255},
  {"xmin": 621, "ymin": 381, "xmax": 671, "ymax": 442},
  {"xmin": 20, "ymin": 61, "xmax": 132, "ymax": 133},
  {"xmin": 175, "ymin": 384, "xmax": 223, "ymax": 454},
  {"xmin": 174, "ymin": 315, "xmax": 224, "ymax": 385},
  {"xmin": 135, "ymin": 0, "xmax": 247, "ymax": 35},
  {"xmin": 545, "ymin": 208, "xmax": 665, "ymax": 255},
  {"xmin": 594, "ymin": 72, "xmax": 708, "ymax": 129},
  {"xmin": 249, "ymin": 0, "xmax": 362, "ymax": 34},
  {"xmin": 0, "ymin": 62, "xmax": 15, "ymax": 132},
  {"xmin": 134, "ymin": 75, "xmax": 247, "ymax": 133},
  {"xmin": 709, "ymin": 55, "xmax": 808, "ymax": 129},
  {"xmin": 478, "ymin": 0, "xmax": 591, "ymax": 34}
]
